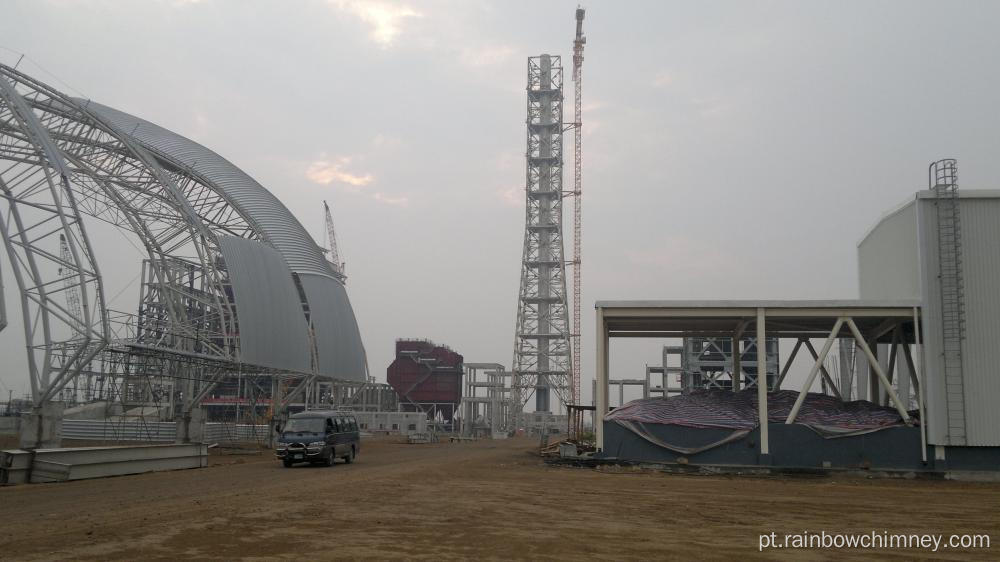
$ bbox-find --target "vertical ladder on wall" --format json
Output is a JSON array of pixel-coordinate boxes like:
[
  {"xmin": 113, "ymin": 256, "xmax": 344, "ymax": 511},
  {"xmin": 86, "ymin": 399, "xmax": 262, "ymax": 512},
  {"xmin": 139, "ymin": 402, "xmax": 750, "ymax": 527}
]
[{"xmin": 930, "ymin": 158, "xmax": 967, "ymax": 445}]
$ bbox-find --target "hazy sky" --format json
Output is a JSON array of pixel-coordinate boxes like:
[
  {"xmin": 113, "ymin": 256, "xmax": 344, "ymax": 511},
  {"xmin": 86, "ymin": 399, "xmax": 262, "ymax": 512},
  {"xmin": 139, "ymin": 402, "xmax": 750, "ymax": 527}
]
[{"xmin": 1, "ymin": 0, "xmax": 999, "ymax": 404}]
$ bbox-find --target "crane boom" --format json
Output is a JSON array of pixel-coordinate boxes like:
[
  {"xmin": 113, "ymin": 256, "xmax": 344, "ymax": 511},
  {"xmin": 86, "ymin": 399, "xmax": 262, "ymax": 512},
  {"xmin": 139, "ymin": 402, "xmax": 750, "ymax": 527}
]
[
  {"xmin": 323, "ymin": 200, "xmax": 346, "ymax": 282},
  {"xmin": 571, "ymin": 7, "xmax": 585, "ymax": 406}
]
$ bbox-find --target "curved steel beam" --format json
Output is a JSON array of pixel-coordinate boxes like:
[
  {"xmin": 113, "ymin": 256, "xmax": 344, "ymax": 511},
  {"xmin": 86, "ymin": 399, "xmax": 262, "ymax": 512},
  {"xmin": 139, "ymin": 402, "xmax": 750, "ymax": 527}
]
[
  {"xmin": 0, "ymin": 74, "xmax": 107, "ymax": 405},
  {"xmin": 0, "ymin": 63, "xmax": 246, "ymax": 409},
  {"xmin": 9, "ymin": 65, "xmax": 239, "ymax": 359}
]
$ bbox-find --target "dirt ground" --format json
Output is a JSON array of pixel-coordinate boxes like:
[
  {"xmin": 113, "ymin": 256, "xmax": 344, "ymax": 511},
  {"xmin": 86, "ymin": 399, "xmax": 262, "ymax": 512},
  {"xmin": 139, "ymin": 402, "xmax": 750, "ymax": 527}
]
[{"xmin": 1, "ymin": 436, "xmax": 998, "ymax": 560}]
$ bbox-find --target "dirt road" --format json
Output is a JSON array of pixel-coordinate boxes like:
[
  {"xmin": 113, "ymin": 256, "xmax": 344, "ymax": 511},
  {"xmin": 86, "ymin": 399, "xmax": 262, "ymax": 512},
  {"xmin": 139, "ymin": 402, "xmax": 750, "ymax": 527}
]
[{"xmin": 1, "ymin": 437, "xmax": 997, "ymax": 560}]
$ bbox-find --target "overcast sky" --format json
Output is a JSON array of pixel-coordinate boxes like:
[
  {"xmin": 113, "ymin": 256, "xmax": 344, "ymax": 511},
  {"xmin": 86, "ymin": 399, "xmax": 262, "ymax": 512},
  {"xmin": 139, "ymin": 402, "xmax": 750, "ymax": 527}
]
[{"xmin": 1, "ymin": 0, "xmax": 999, "ymax": 404}]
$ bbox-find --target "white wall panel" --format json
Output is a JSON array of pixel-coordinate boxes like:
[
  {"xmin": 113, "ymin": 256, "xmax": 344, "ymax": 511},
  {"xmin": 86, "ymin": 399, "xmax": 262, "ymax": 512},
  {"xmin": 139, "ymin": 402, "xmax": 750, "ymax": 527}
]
[{"xmin": 219, "ymin": 236, "xmax": 311, "ymax": 373}]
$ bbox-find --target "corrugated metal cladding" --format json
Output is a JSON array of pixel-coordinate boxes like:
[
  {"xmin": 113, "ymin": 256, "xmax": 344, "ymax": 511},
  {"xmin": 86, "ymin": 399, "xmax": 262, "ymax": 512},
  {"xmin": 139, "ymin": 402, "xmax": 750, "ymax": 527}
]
[
  {"xmin": 951, "ymin": 196, "xmax": 1000, "ymax": 446},
  {"xmin": 860, "ymin": 190, "xmax": 1000, "ymax": 447},
  {"xmin": 75, "ymin": 98, "xmax": 369, "ymax": 381},
  {"xmin": 299, "ymin": 274, "xmax": 367, "ymax": 381},
  {"xmin": 857, "ymin": 198, "xmax": 920, "ymax": 300},
  {"xmin": 908, "ymin": 198, "xmax": 947, "ymax": 446},
  {"xmin": 218, "ymin": 236, "xmax": 311, "ymax": 373},
  {"xmin": 80, "ymin": 100, "xmax": 335, "ymax": 279}
]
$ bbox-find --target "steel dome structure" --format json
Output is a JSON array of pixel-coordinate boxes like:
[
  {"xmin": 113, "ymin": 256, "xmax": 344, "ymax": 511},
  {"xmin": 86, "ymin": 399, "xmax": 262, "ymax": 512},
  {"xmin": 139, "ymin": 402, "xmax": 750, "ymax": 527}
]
[{"xmin": 0, "ymin": 62, "xmax": 367, "ymax": 416}]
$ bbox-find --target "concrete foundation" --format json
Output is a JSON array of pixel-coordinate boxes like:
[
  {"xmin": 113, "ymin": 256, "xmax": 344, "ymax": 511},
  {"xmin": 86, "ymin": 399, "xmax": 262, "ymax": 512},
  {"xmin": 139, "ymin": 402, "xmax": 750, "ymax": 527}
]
[
  {"xmin": 0, "ymin": 416, "xmax": 20, "ymax": 435},
  {"xmin": 124, "ymin": 405, "xmax": 170, "ymax": 420},
  {"xmin": 175, "ymin": 408, "xmax": 205, "ymax": 443},
  {"xmin": 64, "ymin": 401, "xmax": 121, "ymax": 420},
  {"xmin": 19, "ymin": 402, "xmax": 64, "ymax": 449},
  {"xmin": 600, "ymin": 421, "xmax": 1000, "ymax": 473}
]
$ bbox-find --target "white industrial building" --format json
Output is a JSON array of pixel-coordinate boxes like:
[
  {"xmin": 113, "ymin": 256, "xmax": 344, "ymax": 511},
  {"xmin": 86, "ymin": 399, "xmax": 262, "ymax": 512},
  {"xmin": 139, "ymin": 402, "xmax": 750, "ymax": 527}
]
[
  {"xmin": 859, "ymin": 189, "xmax": 1000, "ymax": 448},
  {"xmin": 594, "ymin": 163, "xmax": 1000, "ymax": 472}
]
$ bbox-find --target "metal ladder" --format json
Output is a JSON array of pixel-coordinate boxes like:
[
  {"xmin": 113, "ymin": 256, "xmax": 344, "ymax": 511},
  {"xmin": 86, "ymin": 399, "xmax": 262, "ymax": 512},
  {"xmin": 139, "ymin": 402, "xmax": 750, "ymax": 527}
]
[{"xmin": 930, "ymin": 159, "xmax": 967, "ymax": 445}]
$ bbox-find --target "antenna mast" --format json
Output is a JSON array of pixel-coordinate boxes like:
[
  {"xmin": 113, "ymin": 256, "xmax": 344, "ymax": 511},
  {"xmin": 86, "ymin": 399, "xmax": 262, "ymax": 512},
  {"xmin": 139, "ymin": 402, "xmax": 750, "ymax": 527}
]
[
  {"xmin": 571, "ymin": 7, "xmax": 586, "ymax": 406},
  {"xmin": 323, "ymin": 200, "xmax": 346, "ymax": 282}
]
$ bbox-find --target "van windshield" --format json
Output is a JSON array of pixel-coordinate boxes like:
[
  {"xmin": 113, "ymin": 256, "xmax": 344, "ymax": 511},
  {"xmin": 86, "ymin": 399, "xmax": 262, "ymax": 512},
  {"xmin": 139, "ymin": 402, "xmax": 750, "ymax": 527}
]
[{"xmin": 283, "ymin": 418, "xmax": 325, "ymax": 434}]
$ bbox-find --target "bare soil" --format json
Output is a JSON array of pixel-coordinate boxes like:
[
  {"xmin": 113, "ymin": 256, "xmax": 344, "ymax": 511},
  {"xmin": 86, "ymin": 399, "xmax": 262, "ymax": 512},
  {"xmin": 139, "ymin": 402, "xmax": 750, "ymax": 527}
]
[{"xmin": 1, "ymin": 436, "xmax": 998, "ymax": 560}]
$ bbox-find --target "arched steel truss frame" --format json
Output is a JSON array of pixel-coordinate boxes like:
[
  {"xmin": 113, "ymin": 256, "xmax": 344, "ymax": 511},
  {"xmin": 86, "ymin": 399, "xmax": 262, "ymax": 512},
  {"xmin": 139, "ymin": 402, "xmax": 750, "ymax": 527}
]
[{"xmin": 0, "ymin": 62, "xmax": 299, "ymax": 408}]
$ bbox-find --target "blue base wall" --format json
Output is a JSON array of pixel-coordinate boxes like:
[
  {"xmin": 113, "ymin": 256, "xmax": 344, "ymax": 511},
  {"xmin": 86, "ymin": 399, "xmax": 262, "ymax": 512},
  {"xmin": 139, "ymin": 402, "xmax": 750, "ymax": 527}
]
[{"xmin": 600, "ymin": 421, "xmax": 1000, "ymax": 472}]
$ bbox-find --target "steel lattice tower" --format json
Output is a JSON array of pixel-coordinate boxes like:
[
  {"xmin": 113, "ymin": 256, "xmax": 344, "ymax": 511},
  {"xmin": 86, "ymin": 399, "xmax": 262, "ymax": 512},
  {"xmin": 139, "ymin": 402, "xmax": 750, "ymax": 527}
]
[{"xmin": 511, "ymin": 55, "xmax": 573, "ymax": 419}]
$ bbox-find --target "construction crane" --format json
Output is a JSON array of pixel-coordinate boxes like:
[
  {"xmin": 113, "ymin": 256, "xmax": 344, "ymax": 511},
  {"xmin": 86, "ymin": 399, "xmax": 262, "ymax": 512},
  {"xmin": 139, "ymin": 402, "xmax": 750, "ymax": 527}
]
[
  {"xmin": 571, "ymin": 7, "xmax": 586, "ymax": 406},
  {"xmin": 58, "ymin": 233, "xmax": 83, "ymax": 326},
  {"xmin": 59, "ymin": 233, "xmax": 90, "ymax": 401},
  {"xmin": 323, "ymin": 200, "xmax": 347, "ymax": 282}
]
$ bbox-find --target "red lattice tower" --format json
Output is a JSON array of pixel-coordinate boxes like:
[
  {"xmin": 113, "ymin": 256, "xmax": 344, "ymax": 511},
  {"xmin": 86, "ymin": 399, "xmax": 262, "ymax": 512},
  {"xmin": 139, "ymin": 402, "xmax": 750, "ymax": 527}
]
[{"xmin": 571, "ymin": 7, "xmax": 586, "ymax": 405}]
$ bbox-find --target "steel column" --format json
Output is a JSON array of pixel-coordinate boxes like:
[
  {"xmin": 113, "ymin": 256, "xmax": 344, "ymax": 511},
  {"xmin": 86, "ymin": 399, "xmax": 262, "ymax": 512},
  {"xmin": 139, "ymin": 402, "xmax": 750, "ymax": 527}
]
[
  {"xmin": 756, "ymin": 308, "xmax": 768, "ymax": 455},
  {"xmin": 595, "ymin": 306, "xmax": 607, "ymax": 451}
]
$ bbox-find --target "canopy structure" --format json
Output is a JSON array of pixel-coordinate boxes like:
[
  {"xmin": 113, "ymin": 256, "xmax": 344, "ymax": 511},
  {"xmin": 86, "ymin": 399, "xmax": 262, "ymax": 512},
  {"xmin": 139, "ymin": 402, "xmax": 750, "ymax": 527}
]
[{"xmin": 595, "ymin": 300, "xmax": 925, "ymax": 459}]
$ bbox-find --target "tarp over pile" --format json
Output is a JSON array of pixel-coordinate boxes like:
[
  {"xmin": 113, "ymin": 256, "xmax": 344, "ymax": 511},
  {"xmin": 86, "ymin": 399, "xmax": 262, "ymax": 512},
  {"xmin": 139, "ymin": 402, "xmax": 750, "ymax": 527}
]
[{"xmin": 605, "ymin": 390, "xmax": 912, "ymax": 454}]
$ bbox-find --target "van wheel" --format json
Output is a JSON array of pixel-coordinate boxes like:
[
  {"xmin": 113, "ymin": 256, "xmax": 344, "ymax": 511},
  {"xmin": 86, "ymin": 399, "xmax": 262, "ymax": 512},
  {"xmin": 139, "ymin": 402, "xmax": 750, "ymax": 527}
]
[
  {"xmin": 283, "ymin": 459, "xmax": 293, "ymax": 468},
  {"xmin": 324, "ymin": 448, "xmax": 335, "ymax": 467},
  {"xmin": 344, "ymin": 447, "xmax": 354, "ymax": 464}
]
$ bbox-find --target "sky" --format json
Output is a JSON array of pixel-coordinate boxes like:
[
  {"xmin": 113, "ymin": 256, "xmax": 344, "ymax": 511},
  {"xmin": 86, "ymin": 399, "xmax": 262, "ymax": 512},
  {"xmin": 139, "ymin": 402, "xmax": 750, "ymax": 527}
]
[{"xmin": 1, "ymin": 0, "xmax": 999, "ymax": 405}]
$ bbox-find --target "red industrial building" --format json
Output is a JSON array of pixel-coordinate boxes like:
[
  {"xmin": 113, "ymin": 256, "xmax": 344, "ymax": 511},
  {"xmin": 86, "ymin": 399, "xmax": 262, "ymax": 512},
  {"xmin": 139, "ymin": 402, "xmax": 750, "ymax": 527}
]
[{"xmin": 386, "ymin": 339, "xmax": 463, "ymax": 428}]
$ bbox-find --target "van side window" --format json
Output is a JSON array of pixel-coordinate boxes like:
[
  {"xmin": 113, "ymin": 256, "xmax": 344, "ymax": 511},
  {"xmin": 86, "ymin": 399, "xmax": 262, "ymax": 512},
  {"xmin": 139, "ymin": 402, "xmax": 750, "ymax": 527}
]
[{"xmin": 326, "ymin": 418, "xmax": 334, "ymax": 432}]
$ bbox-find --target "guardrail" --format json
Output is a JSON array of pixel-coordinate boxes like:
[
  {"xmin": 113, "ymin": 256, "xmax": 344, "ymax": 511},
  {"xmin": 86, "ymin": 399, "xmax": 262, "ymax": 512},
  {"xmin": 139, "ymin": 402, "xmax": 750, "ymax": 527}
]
[
  {"xmin": 61, "ymin": 419, "xmax": 271, "ymax": 444},
  {"xmin": 62, "ymin": 419, "xmax": 176, "ymax": 442},
  {"xmin": 203, "ymin": 423, "xmax": 270, "ymax": 443}
]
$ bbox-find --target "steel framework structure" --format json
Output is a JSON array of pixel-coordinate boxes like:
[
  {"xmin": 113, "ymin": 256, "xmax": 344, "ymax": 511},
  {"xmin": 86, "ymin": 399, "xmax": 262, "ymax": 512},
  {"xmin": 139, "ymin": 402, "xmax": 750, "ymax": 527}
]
[
  {"xmin": 0, "ymin": 63, "xmax": 240, "ymax": 407},
  {"xmin": 461, "ymin": 363, "xmax": 510, "ymax": 437},
  {"xmin": 511, "ymin": 55, "xmax": 573, "ymax": 421},
  {"xmin": 0, "ymin": 62, "xmax": 363, "ymax": 436},
  {"xmin": 680, "ymin": 336, "xmax": 779, "ymax": 392}
]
